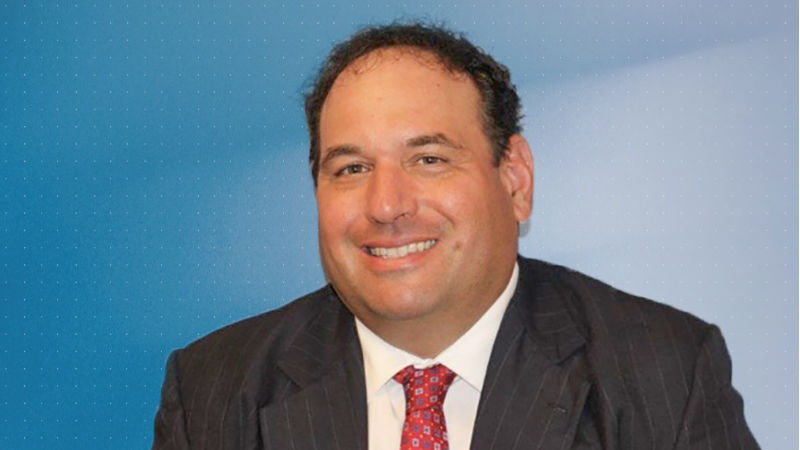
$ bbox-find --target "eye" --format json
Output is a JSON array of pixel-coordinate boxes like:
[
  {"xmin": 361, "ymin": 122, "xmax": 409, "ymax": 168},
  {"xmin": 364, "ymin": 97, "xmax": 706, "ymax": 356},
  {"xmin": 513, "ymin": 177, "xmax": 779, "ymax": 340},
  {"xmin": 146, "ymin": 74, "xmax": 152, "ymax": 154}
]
[
  {"xmin": 418, "ymin": 155, "xmax": 445, "ymax": 165},
  {"xmin": 335, "ymin": 163, "xmax": 368, "ymax": 177}
]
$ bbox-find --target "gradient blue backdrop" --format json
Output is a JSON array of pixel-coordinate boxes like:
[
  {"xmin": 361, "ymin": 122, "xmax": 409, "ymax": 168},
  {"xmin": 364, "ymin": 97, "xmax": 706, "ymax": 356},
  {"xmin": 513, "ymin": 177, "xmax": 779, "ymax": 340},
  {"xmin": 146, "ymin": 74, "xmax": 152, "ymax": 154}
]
[{"xmin": 2, "ymin": 2, "xmax": 796, "ymax": 448}]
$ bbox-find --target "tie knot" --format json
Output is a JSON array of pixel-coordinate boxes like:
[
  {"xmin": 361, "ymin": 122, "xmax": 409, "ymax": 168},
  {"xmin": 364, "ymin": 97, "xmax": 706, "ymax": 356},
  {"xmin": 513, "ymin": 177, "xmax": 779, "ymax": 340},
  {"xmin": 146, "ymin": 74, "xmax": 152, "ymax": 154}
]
[{"xmin": 394, "ymin": 364, "xmax": 455, "ymax": 412}]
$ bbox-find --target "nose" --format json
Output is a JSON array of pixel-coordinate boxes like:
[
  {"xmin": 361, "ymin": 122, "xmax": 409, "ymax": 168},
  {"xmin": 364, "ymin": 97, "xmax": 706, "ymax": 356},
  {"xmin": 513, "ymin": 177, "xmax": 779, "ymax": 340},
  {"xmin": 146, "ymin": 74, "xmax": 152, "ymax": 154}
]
[{"xmin": 366, "ymin": 164, "xmax": 418, "ymax": 225}]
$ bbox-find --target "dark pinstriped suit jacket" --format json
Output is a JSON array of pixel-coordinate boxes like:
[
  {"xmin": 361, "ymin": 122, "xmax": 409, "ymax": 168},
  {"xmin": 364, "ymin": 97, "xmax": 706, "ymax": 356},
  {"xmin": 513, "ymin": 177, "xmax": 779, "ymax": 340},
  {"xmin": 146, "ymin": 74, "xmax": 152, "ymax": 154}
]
[{"xmin": 153, "ymin": 257, "xmax": 759, "ymax": 449}]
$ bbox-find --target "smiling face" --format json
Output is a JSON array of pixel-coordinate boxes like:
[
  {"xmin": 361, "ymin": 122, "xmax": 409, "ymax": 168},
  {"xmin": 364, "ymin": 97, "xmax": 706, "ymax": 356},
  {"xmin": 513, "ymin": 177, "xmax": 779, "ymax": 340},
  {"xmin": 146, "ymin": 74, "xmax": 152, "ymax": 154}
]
[{"xmin": 316, "ymin": 48, "xmax": 533, "ymax": 354}]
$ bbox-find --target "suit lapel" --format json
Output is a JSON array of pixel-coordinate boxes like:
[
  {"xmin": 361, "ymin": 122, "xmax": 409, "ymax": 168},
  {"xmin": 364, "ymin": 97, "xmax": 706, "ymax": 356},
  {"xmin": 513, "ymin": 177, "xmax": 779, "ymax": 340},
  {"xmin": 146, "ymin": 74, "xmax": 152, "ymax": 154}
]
[
  {"xmin": 258, "ymin": 290, "xmax": 367, "ymax": 450},
  {"xmin": 471, "ymin": 258, "xmax": 592, "ymax": 450}
]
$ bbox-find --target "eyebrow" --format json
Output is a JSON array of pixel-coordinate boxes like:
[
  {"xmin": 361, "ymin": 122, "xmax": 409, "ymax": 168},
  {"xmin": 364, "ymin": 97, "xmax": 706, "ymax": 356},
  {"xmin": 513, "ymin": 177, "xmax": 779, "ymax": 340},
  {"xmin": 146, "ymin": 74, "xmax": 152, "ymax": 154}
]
[
  {"xmin": 405, "ymin": 133, "xmax": 463, "ymax": 149},
  {"xmin": 320, "ymin": 145, "xmax": 360, "ymax": 169}
]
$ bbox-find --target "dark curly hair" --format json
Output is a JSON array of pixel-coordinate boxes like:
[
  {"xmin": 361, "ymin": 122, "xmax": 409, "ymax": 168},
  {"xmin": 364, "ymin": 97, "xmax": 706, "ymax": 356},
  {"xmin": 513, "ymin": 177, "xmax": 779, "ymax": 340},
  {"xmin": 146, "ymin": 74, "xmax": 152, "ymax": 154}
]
[{"xmin": 304, "ymin": 22, "xmax": 523, "ymax": 183}]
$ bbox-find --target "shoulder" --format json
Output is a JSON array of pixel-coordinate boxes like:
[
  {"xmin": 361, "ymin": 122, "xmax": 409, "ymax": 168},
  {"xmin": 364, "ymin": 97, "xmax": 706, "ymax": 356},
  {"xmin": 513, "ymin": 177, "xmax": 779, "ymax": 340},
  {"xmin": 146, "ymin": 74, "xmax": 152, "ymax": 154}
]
[
  {"xmin": 154, "ymin": 286, "xmax": 352, "ymax": 446},
  {"xmin": 187, "ymin": 285, "xmax": 336, "ymax": 350},
  {"xmin": 518, "ymin": 258, "xmax": 727, "ymax": 443},
  {"xmin": 167, "ymin": 285, "xmax": 340, "ymax": 397},
  {"xmin": 514, "ymin": 260, "xmax": 755, "ymax": 447},
  {"xmin": 517, "ymin": 256, "xmax": 711, "ymax": 348},
  {"xmin": 517, "ymin": 256, "xmax": 717, "ymax": 406}
]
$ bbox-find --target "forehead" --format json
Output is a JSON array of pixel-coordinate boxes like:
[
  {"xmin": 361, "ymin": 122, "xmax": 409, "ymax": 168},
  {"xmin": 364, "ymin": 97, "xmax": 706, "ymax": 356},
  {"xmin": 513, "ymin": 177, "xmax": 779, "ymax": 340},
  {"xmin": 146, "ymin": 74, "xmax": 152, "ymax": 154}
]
[
  {"xmin": 339, "ymin": 47, "xmax": 456, "ymax": 79},
  {"xmin": 320, "ymin": 48, "xmax": 483, "ymax": 135},
  {"xmin": 326, "ymin": 47, "xmax": 479, "ymax": 102}
]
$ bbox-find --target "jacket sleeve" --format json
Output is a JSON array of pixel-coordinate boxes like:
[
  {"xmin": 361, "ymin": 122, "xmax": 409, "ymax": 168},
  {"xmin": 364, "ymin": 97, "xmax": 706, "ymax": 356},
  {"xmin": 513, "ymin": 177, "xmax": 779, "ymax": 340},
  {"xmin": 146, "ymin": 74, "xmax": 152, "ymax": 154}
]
[
  {"xmin": 673, "ymin": 325, "xmax": 760, "ymax": 449},
  {"xmin": 152, "ymin": 350, "xmax": 190, "ymax": 450}
]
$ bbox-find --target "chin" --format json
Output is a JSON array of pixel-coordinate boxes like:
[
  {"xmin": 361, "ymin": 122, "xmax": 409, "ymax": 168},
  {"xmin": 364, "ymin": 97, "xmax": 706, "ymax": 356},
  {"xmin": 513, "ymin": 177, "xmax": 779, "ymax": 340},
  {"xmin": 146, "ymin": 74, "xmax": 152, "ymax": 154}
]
[{"xmin": 358, "ymin": 289, "xmax": 440, "ymax": 322}]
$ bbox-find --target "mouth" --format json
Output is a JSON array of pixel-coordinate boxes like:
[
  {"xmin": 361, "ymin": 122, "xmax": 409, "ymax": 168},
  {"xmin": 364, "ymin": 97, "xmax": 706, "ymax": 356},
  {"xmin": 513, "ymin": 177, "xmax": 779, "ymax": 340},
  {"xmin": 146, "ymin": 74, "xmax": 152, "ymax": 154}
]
[{"xmin": 365, "ymin": 239, "xmax": 437, "ymax": 259}]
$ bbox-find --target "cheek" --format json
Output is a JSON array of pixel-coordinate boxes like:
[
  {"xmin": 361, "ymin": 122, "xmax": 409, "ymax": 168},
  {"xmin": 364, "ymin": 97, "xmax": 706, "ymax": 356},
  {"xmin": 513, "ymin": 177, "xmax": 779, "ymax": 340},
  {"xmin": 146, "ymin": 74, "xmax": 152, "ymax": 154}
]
[
  {"xmin": 318, "ymin": 205, "xmax": 345, "ymax": 247},
  {"xmin": 449, "ymin": 178, "xmax": 514, "ymax": 234},
  {"xmin": 429, "ymin": 183, "xmax": 491, "ymax": 247},
  {"xmin": 317, "ymin": 193, "xmax": 365, "ymax": 253}
]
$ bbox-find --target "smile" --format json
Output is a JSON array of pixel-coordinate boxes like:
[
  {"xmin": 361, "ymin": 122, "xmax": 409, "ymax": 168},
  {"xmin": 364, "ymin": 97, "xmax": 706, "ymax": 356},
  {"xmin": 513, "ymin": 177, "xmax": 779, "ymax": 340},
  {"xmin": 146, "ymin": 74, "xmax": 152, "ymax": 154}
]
[{"xmin": 366, "ymin": 239, "xmax": 437, "ymax": 259}]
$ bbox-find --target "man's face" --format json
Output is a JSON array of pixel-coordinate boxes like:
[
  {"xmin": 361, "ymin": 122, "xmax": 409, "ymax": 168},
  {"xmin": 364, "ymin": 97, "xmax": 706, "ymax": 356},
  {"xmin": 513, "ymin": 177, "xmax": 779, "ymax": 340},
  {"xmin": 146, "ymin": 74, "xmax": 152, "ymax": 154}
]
[{"xmin": 315, "ymin": 48, "xmax": 532, "ymax": 338}]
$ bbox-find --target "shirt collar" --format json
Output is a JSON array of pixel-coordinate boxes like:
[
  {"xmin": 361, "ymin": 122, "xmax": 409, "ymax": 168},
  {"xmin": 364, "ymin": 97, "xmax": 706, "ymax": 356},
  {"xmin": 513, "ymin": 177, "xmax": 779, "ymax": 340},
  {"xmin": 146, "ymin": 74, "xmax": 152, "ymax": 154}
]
[{"xmin": 355, "ymin": 262, "xmax": 519, "ymax": 399}]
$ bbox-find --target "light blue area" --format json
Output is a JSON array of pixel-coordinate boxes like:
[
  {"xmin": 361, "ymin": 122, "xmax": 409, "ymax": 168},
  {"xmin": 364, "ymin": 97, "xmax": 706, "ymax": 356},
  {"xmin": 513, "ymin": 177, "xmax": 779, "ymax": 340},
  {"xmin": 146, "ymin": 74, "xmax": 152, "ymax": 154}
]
[{"xmin": 1, "ymin": 1, "xmax": 796, "ymax": 448}]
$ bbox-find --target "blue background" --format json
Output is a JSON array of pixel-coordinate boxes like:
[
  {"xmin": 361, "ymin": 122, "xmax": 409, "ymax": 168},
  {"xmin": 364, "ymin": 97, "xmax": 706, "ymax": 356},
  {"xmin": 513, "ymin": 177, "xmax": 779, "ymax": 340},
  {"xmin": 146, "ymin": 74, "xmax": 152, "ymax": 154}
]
[{"xmin": 1, "ymin": 1, "xmax": 796, "ymax": 448}]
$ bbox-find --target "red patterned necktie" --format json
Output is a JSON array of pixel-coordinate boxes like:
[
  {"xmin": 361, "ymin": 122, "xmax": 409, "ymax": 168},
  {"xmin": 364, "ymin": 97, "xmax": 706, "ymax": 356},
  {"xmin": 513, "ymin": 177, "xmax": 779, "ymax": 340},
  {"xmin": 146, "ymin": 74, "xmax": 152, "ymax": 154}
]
[{"xmin": 394, "ymin": 364, "xmax": 456, "ymax": 450}]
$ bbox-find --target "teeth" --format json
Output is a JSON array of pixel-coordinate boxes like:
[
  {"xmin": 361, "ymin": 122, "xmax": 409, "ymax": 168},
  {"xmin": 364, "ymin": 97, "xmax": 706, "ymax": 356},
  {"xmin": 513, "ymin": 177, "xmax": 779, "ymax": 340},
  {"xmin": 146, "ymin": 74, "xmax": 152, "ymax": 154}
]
[{"xmin": 368, "ymin": 239, "xmax": 437, "ymax": 259}]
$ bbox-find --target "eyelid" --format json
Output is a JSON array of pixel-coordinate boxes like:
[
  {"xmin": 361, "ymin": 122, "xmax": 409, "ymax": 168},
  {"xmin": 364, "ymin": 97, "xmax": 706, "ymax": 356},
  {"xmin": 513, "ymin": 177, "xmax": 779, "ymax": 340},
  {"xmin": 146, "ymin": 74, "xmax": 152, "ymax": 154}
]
[
  {"xmin": 333, "ymin": 162, "xmax": 370, "ymax": 177},
  {"xmin": 414, "ymin": 153, "xmax": 447, "ymax": 164}
]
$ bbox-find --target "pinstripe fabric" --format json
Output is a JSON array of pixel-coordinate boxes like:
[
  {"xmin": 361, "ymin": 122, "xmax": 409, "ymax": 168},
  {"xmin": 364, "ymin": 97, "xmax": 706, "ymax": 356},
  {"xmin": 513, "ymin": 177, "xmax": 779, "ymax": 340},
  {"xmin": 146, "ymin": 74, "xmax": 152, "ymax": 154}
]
[{"xmin": 152, "ymin": 257, "xmax": 758, "ymax": 449}]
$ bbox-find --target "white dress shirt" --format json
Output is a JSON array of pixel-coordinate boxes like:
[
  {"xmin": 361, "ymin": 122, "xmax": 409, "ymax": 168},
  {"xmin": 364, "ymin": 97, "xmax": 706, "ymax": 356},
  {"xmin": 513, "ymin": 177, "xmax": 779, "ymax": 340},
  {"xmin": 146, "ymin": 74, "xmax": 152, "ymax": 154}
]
[{"xmin": 354, "ymin": 263, "xmax": 519, "ymax": 450}]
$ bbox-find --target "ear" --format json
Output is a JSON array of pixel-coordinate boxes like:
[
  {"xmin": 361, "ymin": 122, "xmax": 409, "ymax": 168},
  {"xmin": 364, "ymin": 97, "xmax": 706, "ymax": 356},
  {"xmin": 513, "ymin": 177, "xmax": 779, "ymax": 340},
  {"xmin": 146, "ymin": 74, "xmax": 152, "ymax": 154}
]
[{"xmin": 499, "ymin": 134, "xmax": 534, "ymax": 222}]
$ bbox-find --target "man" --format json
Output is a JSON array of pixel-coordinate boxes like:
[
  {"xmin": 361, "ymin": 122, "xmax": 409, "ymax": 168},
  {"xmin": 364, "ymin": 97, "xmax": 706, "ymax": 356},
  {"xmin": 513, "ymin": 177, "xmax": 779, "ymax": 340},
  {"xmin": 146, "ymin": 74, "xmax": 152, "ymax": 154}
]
[{"xmin": 153, "ymin": 23, "xmax": 758, "ymax": 449}]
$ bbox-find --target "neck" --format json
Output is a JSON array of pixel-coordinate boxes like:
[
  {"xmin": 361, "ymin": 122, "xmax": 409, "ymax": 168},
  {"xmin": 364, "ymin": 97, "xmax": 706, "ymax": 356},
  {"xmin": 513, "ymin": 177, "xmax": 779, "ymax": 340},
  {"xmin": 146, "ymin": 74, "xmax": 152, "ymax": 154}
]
[
  {"xmin": 358, "ymin": 273, "xmax": 513, "ymax": 358},
  {"xmin": 371, "ymin": 313, "xmax": 481, "ymax": 358}
]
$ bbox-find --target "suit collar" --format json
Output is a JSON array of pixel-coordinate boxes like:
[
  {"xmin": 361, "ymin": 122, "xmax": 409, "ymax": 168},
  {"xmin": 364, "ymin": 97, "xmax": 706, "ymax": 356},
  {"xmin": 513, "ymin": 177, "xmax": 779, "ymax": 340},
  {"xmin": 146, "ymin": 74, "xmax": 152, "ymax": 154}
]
[
  {"xmin": 509, "ymin": 256, "xmax": 587, "ymax": 363},
  {"xmin": 276, "ymin": 286, "xmax": 363, "ymax": 388},
  {"xmin": 259, "ymin": 287, "xmax": 368, "ymax": 450},
  {"xmin": 470, "ymin": 256, "xmax": 590, "ymax": 449}
]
